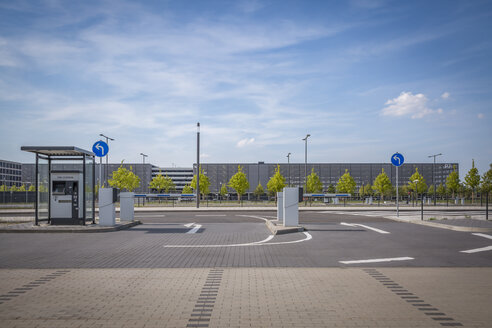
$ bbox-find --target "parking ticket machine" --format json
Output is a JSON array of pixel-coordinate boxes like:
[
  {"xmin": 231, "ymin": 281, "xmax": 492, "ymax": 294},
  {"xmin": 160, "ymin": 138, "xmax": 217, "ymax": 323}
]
[{"xmin": 50, "ymin": 171, "xmax": 84, "ymax": 225}]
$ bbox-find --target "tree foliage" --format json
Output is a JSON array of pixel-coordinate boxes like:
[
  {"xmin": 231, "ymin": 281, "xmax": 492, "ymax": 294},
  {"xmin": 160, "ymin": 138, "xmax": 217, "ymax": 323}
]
[
  {"xmin": 182, "ymin": 184, "xmax": 193, "ymax": 194},
  {"xmin": 9, "ymin": 185, "xmax": 19, "ymax": 192},
  {"xmin": 427, "ymin": 185, "xmax": 435, "ymax": 196},
  {"xmin": 108, "ymin": 165, "xmax": 141, "ymax": 192},
  {"xmin": 481, "ymin": 164, "xmax": 492, "ymax": 193},
  {"xmin": 408, "ymin": 168, "xmax": 428, "ymax": 194},
  {"xmin": 149, "ymin": 172, "xmax": 175, "ymax": 193},
  {"xmin": 436, "ymin": 183, "xmax": 446, "ymax": 197},
  {"xmin": 228, "ymin": 165, "xmax": 250, "ymax": 202},
  {"xmin": 306, "ymin": 168, "xmax": 323, "ymax": 193},
  {"xmin": 326, "ymin": 184, "xmax": 336, "ymax": 193},
  {"xmin": 219, "ymin": 183, "xmax": 228, "ymax": 197},
  {"xmin": 267, "ymin": 164, "xmax": 286, "ymax": 196},
  {"xmin": 336, "ymin": 169, "xmax": 356, "ymax": 194},
  {"xmin": 253, "ymin": 183, "xmax": 264, "ymax": 200},
  {"xmin": 190, "ymin": 166, "xmax": 210, "ymax": 196},
  {"xmin": 446, "ymin": 168, "xmax": 460, "ymax": 198},
  {"xmin": 464, "ymin": 159, "xmax": 481, "ymax": 202},
  {"xmin": 372, "ymin": 169, "xmax": 392, "ymax": 200}
]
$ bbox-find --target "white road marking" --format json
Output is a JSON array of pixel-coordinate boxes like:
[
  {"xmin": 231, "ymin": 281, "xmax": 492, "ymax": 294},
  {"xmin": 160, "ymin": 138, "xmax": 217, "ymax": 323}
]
[
  {"xmin": 195, "ymin": 214, "xmax": 226, "ymax": 217},
  {"xmin": 472, "ymin": 233, "xmax": 492, "ymax": 240},
  {"xmin": 340, "ymin": 222, "xmax": 390, "ymax": 234},
  {"xmin": 163, "ymin": 232, "xmax": 313, "ymax": 248},
  {"xmin": 339, "ymin": 257, "xmax": 414, "ymax": 264},
  {"xmin": 186, "ymin": 224, "xmax": 202, "ymax": 234},
  {"xmin": 460, "ymin": 246, "xmax": 492, "ymax": 254},
  {"xmin": 184, "ymin": 223, "xmax": 195, "ymax": 228}
]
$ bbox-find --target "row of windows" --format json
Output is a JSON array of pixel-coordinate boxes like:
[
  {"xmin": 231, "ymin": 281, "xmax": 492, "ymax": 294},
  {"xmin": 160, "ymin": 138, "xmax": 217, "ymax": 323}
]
[
  {"xmin": 0, "ymin": 168, "xmax": 21, "ymax": 175},
  {"xmin": 0, "ymin": 161, "xmax": 21, "ymax": 169},
  {"xmin": 0, "ymin": 175, "xmax": 21, "ymax": 182}
]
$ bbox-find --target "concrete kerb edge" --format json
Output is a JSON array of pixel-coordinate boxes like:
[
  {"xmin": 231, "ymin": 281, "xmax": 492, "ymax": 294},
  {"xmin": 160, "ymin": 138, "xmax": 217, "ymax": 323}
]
[
  {"xmin": 385, "ymin": 216, "xmax": 492, "ymax": 232},
  {"xmin": 0, "ymin": 220, "xmax": 141, "ymax": 233},
  {"xmin": 266, "ymin": 220, "xmax": 304, "ymax": 235}
]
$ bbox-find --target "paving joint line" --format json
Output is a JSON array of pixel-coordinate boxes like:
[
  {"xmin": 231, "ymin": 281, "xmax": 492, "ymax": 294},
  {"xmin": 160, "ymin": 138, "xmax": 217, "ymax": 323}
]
[{"xmin": 363, "ymin": 269, "xmax": 463, "ymax": 327}]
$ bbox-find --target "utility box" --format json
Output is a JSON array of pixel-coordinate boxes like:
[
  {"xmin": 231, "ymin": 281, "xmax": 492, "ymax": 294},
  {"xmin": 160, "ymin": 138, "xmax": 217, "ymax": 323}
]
[
  {"xmin": 277, "ymin": 192, "xmax": 283, "ymax": 223},
  {"xmin": 99, "ymin": 188, "xmax": 116, "ymax": 226},
  {"xmin": 50, "ymin": 171, "xmax": 84, "ymax": 225},
  {"xmin": 283, "ymin": 187, "xmax": 299, "ymax": 227}
]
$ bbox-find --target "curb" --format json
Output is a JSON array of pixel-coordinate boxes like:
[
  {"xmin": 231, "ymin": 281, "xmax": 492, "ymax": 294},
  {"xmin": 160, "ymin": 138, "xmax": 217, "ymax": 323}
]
[
  {"xmin": 0, "ymin": 220, "xmax": 141, "ymax": 233},
  {"xmin": 265, "ymin": 220, "xmax": 304, "ymax": 235},
  {"xmin": 385, "ymin": 217, "xmax": 492, "ymax": 232}
]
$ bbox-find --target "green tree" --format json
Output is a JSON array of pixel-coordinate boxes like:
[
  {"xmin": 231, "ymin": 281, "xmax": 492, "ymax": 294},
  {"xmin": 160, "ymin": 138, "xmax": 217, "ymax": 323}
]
[
  {"xmin": 149, "ymin": 173, "xmax": 175, "ymax": 193},
  {"xmin": 363, "ymin": 183, "xmax": 373, "ymax": 196},
  {"xmin": 428, "ymin": 185, "xmax": 435, "ymax": 197},
  {"xmin": 266, "ymin": 164, "xmax": 286, "ymax": 199},
  {"xmin": 18, "ymin": 184, "xmax": 26, "ymax": 192},
  {"xmin": 9, "ymin": 185, "xmax": 19, "ymax": 192},
  {"xmin": 436, "ymin": 183, "xmax": 446, "ymax": 198},
  {"xmin": 446, "ymin": 168, "xmax": 460, "ymax": 198},
  {"xmin": 253, "ymin": 183, "xmax": 265, "ymax": 200},
  {"xmin": 408, "ymin": 168, "xmax": 428, "ymax": 194},
  {"xmin": 182, "ymin": 184, "xmax": 193, "ymax": 194},
  {"xmin": 228, "ymin": 165, "xmax": 250, "ymax": 202},
  {"xmin": 326, "ymin": 184, "xmax": 336, "ymax": 193},
  {"xmin": 108, "ymin": 165, "xmax": 141, "ymax": 192},
  {"xmin": 372, "ymin": 169, "xmax": 392, "ymax": 201},
  {"xmin": 190, "ymin": 166, "xmax": 211, "ymax": 198},
  {"xmin": 28, "ymin": 185, "xmax": 36, "ymax": 192},
  {"xmin": 336, "ymin": 169, "xmax": 356, "ymax": 194},
  {"xmin": 306, "ymin": 168, "xmax": 323, "ymax": 193},
  {"xmin": 481, "ymin": 164, "xmax": 492, "ymax": 194},
  {"xmin": 219, "ymin": 183, "xmax": 228, "ymax": 198},
  {"xmin": 0, "ymin": 185, "xmax": 8, "ymax": 191},
  {"xmin": 464, "ymin": 159, "xmax": 481, "ymax": 203}
]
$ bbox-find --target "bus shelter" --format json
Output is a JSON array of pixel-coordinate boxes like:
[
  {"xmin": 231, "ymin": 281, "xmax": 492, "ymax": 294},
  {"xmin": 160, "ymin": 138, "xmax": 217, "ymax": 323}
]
[{"xmin": 21, "ymin": 146, "xmax": 95, "ymax": 225}]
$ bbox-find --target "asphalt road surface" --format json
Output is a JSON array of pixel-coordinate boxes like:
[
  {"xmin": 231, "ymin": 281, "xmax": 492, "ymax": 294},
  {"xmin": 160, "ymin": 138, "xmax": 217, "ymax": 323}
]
[{"xmin": 0, "ymin": 210, "xmax": 490, "ymax": 268}]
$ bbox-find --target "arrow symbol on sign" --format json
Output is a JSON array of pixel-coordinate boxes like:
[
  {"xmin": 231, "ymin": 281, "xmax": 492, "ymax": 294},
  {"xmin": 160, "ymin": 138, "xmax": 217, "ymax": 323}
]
[
  {"xmin": 96, "ymin": 143, "xmax": 105, "ymax": 155},
  {"xmin": 393, "ymin": 155, "xmax": 400, "ymax": 164}
]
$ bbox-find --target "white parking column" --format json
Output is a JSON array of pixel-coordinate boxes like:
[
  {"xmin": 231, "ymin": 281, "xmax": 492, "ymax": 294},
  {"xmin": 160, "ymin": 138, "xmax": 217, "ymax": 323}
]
[{"xmin": 283, "ymin": 187, "xmax": 299, "ymax": 227}]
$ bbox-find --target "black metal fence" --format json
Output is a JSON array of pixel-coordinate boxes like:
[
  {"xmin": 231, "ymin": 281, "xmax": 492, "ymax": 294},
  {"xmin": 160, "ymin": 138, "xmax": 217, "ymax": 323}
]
[{"xmin": 0, "ymin": 191, "xmax": 36, "ymax": 203}]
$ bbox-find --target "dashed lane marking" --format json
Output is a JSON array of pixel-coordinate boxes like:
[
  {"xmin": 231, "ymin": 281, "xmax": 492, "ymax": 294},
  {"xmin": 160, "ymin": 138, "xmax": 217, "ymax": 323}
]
[
  {"xmin": 187, "ymin": 224, "xmax": 202, "ymax": 234},
  {"xmin": 339, "ymin": 257, "xmax": 414, "ymax": 264},
  {"xmin": 460, "ymin": 245, "xmax": 492, "ymax": 254},
  {"xmin": 340, "ymin": 222, "xmax": 390, "ymax": 234},
  {"xmin": 472, "ymin": 233, "xmax": 492, "ymax": 240},
  {"xmin": 184, "ymin": 223, "xmax": 195, "ymax": 228}
]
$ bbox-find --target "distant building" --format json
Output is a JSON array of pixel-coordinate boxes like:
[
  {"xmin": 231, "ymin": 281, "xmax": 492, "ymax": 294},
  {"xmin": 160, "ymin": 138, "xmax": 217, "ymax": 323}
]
[
  {"xmin": 152, "ymin": 167, "xmax": 193, "ymax": 192},
  {"xmin": 0, "ymin": 159, "xmax": 22, "ymax": 187},
  {"xmin": 196, "ymin": 162, "xmax": 459, "ymax": 195}
]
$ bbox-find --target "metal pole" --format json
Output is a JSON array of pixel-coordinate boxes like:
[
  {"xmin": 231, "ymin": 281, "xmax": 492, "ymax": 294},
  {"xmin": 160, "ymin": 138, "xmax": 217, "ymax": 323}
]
[
  {"xmin": 35, "ymin": 154, "xmax": 38, "ymax": 226},
  {"xmin": 421, "ymin": 192, "xmax": 424, "ymax": 221},
  {"xmin": 486, "ymin": 192, "xmax": 489, "ymax": 221},
  {"xmin": 287, "ymin": 153, "xmax": 291, "ymax": 187},
  {"xmin": 302, "ymin": 134, "xmax": 310, "ymax": 191},
  {"xmin": 428, "ymin": 153, "xmax": 442, "ymax": 206},
  {"xmin": 196, "ymin": 122, "xmax": 200, "ymax": 208},
  {"xmin": 99, "ymin": 134, "xmax": 114, "ymax": 187},
  {"xmin": 396, "ymin": 166, "xmax": 399, "ymax": 217}
]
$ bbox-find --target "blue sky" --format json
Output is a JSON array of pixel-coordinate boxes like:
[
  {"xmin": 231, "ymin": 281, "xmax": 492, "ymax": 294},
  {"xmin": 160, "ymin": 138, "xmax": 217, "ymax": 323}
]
[{"xmin": 1, "ymin": 0, "xmax": 491, "ymax": 177}]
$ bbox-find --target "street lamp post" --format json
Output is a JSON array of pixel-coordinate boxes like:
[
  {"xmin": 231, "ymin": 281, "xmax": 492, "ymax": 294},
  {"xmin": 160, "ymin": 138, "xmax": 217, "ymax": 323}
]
[
  {"xmin": 196, "ymin": 122, "xmax": 200, "ymax": 209},
  {"xmin": 140, "ymin": 153, "xmax": 148, "ymax": 193},
  {"xmin": 140, "ymin": 153, "xmax": 148, "ymax": 164},
  {"xmin": 414, "ymin": 179, "xmax": 423, "ymax": 220},
  {"xmin": 428, "ymin": 153, "xmax": 442, "ymax": 206},
  {"xmin": 99, "ymin": 134, "xmax": 114, "ymax": 187},
  {"xmin": 287, "ymin": 153, "xmax": 291, "ymax": 187},
  {"xmin": 302, "ymin": 134, "xmax": 310, "ymax": 190}
]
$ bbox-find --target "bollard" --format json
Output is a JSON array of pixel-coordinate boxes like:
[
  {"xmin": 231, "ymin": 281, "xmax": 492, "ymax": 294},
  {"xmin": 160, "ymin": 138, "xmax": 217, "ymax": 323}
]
[{"xmin": 277, "ymin": 192, "xmax": 284, "ymax": 223}]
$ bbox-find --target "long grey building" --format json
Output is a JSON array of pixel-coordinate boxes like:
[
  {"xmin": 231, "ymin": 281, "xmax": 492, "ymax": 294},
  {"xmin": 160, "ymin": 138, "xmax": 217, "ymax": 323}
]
[
  {"xmin": 0, "ymin": 159, "xmax": 23, "ymax": 187},
  {"xmin": 196, "ymin": 162, "xmax": 459, "ymax": 194},
  {"xmin": 21, "ymin": 163, "xmax": 193, "ymax": 193}
]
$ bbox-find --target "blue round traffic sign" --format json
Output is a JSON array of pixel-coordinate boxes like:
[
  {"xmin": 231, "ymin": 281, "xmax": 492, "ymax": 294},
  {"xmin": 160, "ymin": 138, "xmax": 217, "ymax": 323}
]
[
  {"xmin": 92, "ymin": 141, "xmax": 109, "ymax": 157},
  {"xmin": 391, "ymin": 153, "xmax": 404, "ymax": 167}
]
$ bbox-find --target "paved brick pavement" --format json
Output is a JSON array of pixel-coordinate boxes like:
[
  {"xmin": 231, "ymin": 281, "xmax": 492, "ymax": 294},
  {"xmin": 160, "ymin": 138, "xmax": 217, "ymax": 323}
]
[{"xmin": 0, "ymin": 268, "xmax": 490, "ymax": 328}]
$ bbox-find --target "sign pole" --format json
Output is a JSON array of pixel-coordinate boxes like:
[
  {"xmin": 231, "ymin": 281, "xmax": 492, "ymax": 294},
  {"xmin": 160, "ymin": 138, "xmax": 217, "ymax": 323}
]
[{"xmin": 396, "ymin": 166, "xmax": 399, "ymax": 217}]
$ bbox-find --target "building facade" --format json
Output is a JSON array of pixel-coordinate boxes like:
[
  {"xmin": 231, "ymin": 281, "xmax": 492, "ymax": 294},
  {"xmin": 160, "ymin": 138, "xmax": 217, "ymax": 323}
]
[
  {"xmin": 0, "ymin": 159, "xmax": 22, "ymax": 187},
  {"xmin": 196, "ymin": 162, "xmax": 459, "ymax": 194}
]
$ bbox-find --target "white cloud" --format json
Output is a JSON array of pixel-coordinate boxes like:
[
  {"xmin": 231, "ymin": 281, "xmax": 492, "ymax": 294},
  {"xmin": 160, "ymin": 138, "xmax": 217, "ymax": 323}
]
[
  {"xmin": 478, "ymin": 113, "xmax": 484, "ymax": 119},
  {"xmin": 381, "ymin": 91, "xmax": 443, "ymax": 119},
  {"xmin": 441, "ymin": 92, "xmax": 450, "ymax": 99},
  {"xmin": 236, "ymin": 138, "xmax": 255, "ymax": 148}
]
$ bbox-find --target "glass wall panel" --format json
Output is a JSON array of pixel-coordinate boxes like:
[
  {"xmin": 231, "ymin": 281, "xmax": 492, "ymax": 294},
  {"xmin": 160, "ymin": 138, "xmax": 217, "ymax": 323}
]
[{"xmin": 37, "ymin": 160, "xmax": 49, "ymax": 222}]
